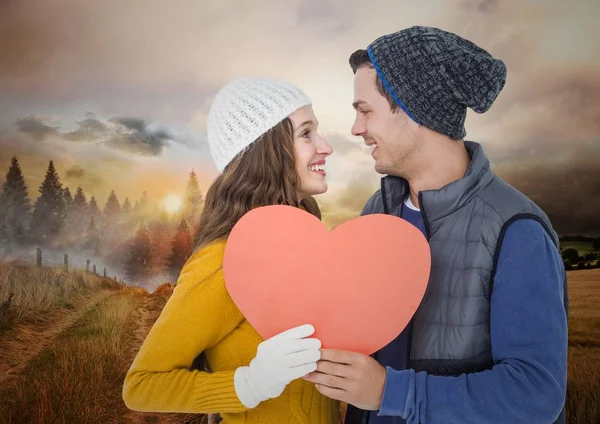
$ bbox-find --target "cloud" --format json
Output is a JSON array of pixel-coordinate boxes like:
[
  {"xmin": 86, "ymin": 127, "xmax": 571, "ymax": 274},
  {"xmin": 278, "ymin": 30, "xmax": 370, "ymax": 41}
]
[
  {"xmin": 64, "ymin": 113, "xmax": 109, "ymax": 142},
  {"xmin": 469, "ymin": 65, "xmax": 600, "ymax": 165},
  {"xmin": 65, "ymin": 165, "xmax": 86, "ymax": 178},
  {"xmin": 15, "ymin": 116, "xmax": 59, "ymax": 141},
  {"xmin": 496, "ymin": 155, "xmax": 600, "ymax": 236},
  {"xmin": 64, "ymin": 164, "xmax": 105, "ymax": 191},
  {"xmin": 104, "ymin": 117, "xmax": 173, "ymax": 156},
  {"xmin": 14, "ymin": 112, "xmax": 191, "ymax": 157}
]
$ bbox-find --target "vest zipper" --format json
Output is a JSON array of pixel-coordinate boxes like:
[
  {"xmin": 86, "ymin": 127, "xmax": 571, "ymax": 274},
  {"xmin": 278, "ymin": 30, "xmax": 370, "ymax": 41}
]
[
  {"xmin": 380, "ymin": 178, "xmax": 389, "ymax": 214},
  {"xmin": 418, "ymin": 191, "xmax": 431, "ymax": 240}
]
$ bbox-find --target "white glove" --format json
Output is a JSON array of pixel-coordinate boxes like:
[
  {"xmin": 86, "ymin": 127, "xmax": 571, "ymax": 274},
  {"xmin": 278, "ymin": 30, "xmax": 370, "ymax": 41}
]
[{"xmin": 234, "ymin": 324, "xmax": 321, "ymax": 408}]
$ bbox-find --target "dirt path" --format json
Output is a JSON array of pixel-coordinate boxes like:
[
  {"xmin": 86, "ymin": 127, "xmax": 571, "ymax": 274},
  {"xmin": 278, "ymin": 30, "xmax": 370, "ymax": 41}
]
[
  {"xmin": 122, "ymin": 292, "xmax": 183, "ymax": 424},
  {"xmin": 129, "ymin": 294, "xmax": 162, "ymax": 355},
  {"xmin": 0, "ymin": 289, "xmax": 115, "ymax": 384},
  {"xmin": 122, "ymin": 292, "xmax": 212, "ymax": 424}
]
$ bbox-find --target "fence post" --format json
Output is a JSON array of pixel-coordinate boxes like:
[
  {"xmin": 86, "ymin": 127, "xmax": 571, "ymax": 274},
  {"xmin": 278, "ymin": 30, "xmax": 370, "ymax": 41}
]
[
  {"xmin": 64, "ymin": 254, "xmax": 68, "ymax": 272},
  {"xmin": 103, "ymin": 267, "xmax": 107, "ymax": 278},
  {"xmin": 93, "ymin": 264, "xmax": 96, "ymax": 274},
  {"xmin": 86, "ymin": 260, "xmax": 90, "ymax": 273},
  {"xmin": 36, "ymin": 248, "xmax": 42, "ymax": 268}
]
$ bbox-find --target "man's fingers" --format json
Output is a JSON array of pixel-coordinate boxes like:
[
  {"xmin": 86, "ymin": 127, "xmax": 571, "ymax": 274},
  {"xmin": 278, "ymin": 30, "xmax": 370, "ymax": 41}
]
[
  {"xmin": 319, "ymin": 348, "xmax": 361, "ymax": 365},
  {"xmin": 314, "ymin": 383, "xmax": 346, "ymax": 402},
  {"xmin": 315, "ymin": 357, "xmax": 351, "ymax": 378},
  {"xmin": 303, "ymin": 370, "xmax": 347, "ymax": 390}
]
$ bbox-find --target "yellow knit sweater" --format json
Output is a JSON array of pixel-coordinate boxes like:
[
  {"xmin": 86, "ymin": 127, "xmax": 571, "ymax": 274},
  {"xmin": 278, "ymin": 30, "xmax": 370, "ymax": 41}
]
[{"xmin": 123, "ymin": 239, "xmax": 340, "ymax": 423}]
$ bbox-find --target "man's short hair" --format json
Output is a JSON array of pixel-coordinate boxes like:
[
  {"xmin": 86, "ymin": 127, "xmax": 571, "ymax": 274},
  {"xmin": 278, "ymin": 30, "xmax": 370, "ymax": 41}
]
[{"xmin": 348, "ymin": 49, "xmax": 400, "ymax": 113}]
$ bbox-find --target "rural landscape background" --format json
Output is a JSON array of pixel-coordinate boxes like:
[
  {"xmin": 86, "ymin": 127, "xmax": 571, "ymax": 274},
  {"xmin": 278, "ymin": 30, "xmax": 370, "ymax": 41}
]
[{"xmin": 1, "ymin": 0, "xmax": 599, "ymax": 423}]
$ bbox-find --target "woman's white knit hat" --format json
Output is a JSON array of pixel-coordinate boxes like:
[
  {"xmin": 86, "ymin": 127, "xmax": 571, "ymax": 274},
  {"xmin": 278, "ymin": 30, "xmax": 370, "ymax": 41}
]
[{"xmin": 207, "ymin": 76, "xmax": 312, "ymax": 172}]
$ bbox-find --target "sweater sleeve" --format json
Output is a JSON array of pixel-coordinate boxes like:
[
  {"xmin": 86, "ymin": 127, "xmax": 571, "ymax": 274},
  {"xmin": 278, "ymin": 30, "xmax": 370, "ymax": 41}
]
[
  {"xmin": 377, "ymin": 218, "xmax": 568, "ymax": 423},
  {"xmin": 122, "ymin": 245, "xmax": 250, "ymax": 414}
]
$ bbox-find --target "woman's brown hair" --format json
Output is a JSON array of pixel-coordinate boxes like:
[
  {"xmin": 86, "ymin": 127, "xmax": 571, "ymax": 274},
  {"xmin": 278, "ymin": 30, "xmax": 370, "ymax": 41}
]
[{"xmin": 194, "ymin": 116, "xmax": 321, "ymax": 251}]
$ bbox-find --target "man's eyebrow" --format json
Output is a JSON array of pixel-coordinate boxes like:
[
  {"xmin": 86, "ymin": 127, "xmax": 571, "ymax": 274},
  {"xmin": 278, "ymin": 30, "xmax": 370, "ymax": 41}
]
[{"xmin": 352, "ymin": 100, "xmax": 369, "ymax": 110}]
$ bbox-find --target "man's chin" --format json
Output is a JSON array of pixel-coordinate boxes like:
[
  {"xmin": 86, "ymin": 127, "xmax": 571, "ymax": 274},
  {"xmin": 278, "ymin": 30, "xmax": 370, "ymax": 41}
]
[{"xmin": 374, "ymin": 162, "xmax": 388, "ymax": 175}]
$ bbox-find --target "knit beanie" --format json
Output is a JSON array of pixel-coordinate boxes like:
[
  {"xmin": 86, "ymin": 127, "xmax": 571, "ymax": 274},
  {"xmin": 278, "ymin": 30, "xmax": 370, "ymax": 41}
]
[
  {"xmin": 366, "ymin": 26, "xmax": 507, "ymax": 139},
  {"xmin": 207, "ymin": 77, "xmax": 312, "ymax": 172}
]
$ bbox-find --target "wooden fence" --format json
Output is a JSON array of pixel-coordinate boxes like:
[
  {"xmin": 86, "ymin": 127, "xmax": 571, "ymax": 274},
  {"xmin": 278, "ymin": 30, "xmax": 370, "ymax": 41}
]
[{"xmin": 35, "ymin": 248, "xmax": 126, "ymax": 285}]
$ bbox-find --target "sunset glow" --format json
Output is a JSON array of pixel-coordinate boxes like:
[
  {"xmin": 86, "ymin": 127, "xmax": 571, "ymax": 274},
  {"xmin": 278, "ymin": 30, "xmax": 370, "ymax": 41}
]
[{"xmin": 162, "ymin": 194, "xmax": 183, "ymax": 214}]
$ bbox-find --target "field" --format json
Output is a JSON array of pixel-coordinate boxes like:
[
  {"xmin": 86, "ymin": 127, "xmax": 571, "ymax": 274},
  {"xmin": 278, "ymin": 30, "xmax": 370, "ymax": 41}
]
[
  {"xmin": 565, "ymin": 268, "xmax": 600, "ymax": 423},
  {"xmin": 0, "ymin": 263, "xmax": 599, "ymax": 423}
]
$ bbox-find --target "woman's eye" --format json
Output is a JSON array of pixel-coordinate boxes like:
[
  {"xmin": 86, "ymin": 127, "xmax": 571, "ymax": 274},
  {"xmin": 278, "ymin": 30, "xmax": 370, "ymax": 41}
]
[{"xmin": 301, "ymin": 130, "xmax": 310, "ymax": 138}]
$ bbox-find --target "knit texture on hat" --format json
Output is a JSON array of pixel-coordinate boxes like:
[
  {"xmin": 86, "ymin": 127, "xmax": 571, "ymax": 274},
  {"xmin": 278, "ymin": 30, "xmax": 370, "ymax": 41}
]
[
  {"xmin": 367, "ymin": 26, "xmax": 507, "ymax": 139},
  {"xmin": 207, "ymin": 77, "xmax": 312, "ymax": 172}
]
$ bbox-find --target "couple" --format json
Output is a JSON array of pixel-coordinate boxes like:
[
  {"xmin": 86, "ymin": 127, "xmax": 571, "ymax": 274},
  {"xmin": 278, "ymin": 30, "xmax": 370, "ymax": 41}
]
[{"xmin": 122, "ymin": 26, "xmax": 568, "ymax": 424}]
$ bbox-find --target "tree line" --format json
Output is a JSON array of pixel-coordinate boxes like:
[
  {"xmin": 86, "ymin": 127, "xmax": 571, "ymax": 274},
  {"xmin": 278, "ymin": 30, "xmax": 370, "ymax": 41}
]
[{"xmin": 0, "ymin": 156, "xmax": 205, "ymax": 283}]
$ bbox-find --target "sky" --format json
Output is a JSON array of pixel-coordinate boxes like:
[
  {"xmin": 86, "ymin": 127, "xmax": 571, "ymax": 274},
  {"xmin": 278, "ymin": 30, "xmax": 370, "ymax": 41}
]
[{"xmin": 0, "ymin": 0, "xmax": 599, "ymax": 235}]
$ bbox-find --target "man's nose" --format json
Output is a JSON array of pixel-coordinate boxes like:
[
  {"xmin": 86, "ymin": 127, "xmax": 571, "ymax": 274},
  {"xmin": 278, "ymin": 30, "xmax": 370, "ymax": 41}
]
[{"xmin": 351, "ymin": 118, "xmax": 366, "ymax": 137}]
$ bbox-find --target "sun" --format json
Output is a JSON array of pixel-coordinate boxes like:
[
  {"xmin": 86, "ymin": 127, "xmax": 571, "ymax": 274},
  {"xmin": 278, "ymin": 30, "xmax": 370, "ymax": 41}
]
[{"xmin": 162, "ymin": 194, "xmax": 183, "ymax": 214}]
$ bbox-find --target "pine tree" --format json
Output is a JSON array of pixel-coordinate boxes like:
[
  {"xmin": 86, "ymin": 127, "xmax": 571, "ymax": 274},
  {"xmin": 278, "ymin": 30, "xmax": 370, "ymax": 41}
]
[
  {"xmin": 118, "ymin": 196, "xmax": 137, "ymax": 239},
  {"xmin": 122, "ymin": 197, "xmax": 132, "ymax": 214},
  {"xmin": 88, "ymin": 196, "xmax": 100, "ymax": 219},
  {"xmin": 131, "ymin": 191, "xmax": 149, "ymax": 230},
  {"xmin": 125, "ymin": 222, "xmax": 153, "ymax": 281},
  {"xmin": 167, "ymin": 218, "xmax": 194, "ymax": 279},
  {"xmin": 73, "ymin": 187, "xmax": 88, "ymax": 213},
  {"xmin": 182, "ymin": 169, "xmax": 204, "ymax": 229},
  {"xmin": 148, "ymin": 211, "xmax": 174, "ymax": 275},
  {"xmin": 139, "ymin": 190, "xmax": 149, "ymax": 212},
  {"xmin": 60, "ymin": 186, "xmax": 89, "ymax": 248},
  {"xmin": 59, "ymin": 186, "xmax": 77, "ymax": 247},
  {"xmin": 0, "ymin": 156, "xmax": 32, "ymax": 247},
  {"xmin": 103, "ymin": 190, "xmax": 121, "ymax": 216},
  {"xmin": 62, "ymin": 187, "xmax": 73, "ymax": 208},
  {"xmin": 84, "ymin": 216, "xmax": 101, "ymax": 254},
  {"xmin": 100, "ymin": 190, "xmax": 123, "ymax": 260},
  {"xmin": 30, "ymin": 160, "xmax": 65, "ymax": 246}
]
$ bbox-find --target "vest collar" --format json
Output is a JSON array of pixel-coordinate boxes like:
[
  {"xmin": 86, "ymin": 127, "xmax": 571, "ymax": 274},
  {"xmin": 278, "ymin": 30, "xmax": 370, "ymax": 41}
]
[{"xmin": 381, "ymin": 141, "xmax": 495, "ymax": 222}]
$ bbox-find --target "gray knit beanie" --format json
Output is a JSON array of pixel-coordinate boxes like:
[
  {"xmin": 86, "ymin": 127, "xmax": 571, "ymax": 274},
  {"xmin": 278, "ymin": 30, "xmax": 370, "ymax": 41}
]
[{"xmin": 366, "ymin": 26, "xmax": 507, "ymax": 139}]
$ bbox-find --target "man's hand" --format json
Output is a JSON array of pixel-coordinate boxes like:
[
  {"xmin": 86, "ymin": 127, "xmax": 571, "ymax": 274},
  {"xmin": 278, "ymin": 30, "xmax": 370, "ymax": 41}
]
[{"xmin": 302, "ymin": 349, "xmax": 387, "ymax": 411}]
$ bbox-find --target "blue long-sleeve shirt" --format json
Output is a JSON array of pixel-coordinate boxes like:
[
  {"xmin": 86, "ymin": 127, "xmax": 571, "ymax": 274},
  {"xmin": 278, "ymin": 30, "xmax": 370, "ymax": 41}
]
[{"xmin": 376, "ymin": 217, "xmax": 568, "ymax": 423}]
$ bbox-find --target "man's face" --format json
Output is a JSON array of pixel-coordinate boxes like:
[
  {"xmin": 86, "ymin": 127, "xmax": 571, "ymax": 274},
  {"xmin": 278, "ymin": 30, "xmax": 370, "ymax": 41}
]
[{"xmin": 351, "ymin": 66, "xmax": 419, "ymax": 176}]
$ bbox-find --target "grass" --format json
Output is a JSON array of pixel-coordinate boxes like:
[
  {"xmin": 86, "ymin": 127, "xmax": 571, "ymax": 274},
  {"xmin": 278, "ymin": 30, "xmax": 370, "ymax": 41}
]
[
  {"xmin": 0, "ymin": 259, "xmax": 122, "ymax": 330},
  {"xmin": 0, "ymin": 288, "xmax": 143, "ymax": 423}
]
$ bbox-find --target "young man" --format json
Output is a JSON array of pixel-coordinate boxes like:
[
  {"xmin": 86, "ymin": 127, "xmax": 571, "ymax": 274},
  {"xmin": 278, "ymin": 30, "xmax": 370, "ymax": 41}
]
[{"xmin": 303, "ymin": 26, "xmax": 568, "ymax": 424}]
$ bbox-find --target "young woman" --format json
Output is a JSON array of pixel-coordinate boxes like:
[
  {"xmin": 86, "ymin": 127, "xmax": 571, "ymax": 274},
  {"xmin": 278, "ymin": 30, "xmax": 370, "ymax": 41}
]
[{"xmin": 122, "ymin": 77, "xmax": 339, "ymax": 423}]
